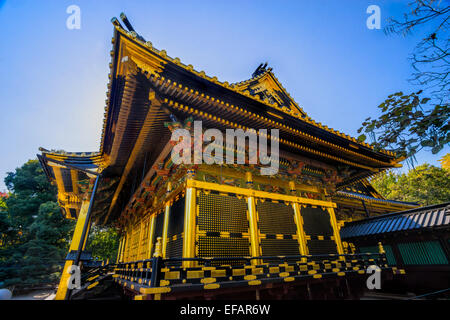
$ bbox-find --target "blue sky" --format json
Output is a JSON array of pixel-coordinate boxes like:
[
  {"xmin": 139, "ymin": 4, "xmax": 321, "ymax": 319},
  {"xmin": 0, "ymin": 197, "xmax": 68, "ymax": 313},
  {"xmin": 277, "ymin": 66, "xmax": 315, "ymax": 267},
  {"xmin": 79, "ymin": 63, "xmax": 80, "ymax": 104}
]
[{"xmin": 0, "ymin": 0, "xmax": 447, "ymax": 191}]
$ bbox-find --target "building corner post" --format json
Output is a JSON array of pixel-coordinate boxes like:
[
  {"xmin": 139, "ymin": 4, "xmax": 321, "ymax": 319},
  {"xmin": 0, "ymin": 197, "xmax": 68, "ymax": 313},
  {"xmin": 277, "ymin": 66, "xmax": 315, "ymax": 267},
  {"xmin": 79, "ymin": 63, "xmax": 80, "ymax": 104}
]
[
  {"xmin": 162, "ymin": 182, "xmax": 172, "ymax": 258},
  {"xmin": 327, "ymin": 207, "xmax": 345, "ymax": 260},
  {"xmin": 183, "ymin": 176, "xmax": 197, "ymax": 268},
  {"xmin": 55, "ymin": 175, "xmax": 100, "ymax": 300},
  {"xmin": 247, "ymin": 196, "xmax": 260, "ymax": 265}
]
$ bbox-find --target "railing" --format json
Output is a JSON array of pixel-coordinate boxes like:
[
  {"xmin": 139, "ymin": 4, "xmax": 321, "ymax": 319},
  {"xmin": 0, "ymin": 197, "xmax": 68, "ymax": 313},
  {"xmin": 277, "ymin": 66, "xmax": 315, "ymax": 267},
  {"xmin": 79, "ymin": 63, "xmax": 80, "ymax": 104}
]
[
  {"xmin": 112, "ymin": 252, "xmax": 391, "ymax": 295},
  {"xmin": 80, "ymin": 263, "xmax": 114, "ymax": 282}
]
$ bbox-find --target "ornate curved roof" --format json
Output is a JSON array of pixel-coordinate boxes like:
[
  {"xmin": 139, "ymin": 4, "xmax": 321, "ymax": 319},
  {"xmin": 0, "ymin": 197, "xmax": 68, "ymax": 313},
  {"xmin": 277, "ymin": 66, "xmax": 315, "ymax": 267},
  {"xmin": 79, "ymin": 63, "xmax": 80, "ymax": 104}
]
[{"xmin": 38, "ymin": 14, "xmax": 405, "ymax": 225}]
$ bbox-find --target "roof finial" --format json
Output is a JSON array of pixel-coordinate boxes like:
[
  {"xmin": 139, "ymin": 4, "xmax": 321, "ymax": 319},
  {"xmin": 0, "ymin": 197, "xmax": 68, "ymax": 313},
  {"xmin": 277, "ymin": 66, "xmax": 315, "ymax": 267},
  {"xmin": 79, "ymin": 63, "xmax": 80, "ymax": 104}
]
[
  {"xmin": 111, "ymin": 17, "xmax": 123, "ymax": 29},
  {"xmin": 252, "ymin": 62, "xmax": 269, "ymax": 78},
  {"xmin": 119, "ymin": 13, "xmax": 146, "ymax": 42},
  {"xmin": 120, "ymin": 12, "xmax": 135, "ymax": 32}
]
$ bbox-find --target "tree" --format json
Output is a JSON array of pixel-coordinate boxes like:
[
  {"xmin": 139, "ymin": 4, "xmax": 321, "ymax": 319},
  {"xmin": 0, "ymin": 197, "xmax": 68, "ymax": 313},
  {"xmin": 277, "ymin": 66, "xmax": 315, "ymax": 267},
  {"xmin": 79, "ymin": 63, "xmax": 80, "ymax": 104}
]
[
  {"xmin": 358, "ymin": 0, "xmax": 449, "ymax": 160},
  {"xmin": 0, "ymin": 160, "xmax": 75, "ymax": 289},
  {"xmin": 440, "ymin": 153, "xmax": 450, "ymax": 169},
  {"xmin": 0, "ymin": 159, "xmax": 120, "ymax": 289},
  {"xmin": 371, "ymin": 163, "xmax": 450, "ymax": 206},
  {"xmin": 385, "ymin": 0, "xmax": 450, "ymax": 99},
  {"xmin": 3, "ymin": 160, "xmax": 57, "ymax": 244},
  {"xmin": 87, "ymin": 226, "xmax": 120, "ymax": 262},
  {"xmin": 358, "ymin": 90, "xmax": 449, "ymax": 159},
  {"xmin": 0, "ymin": 202, "xmax": 75, "ymax": 288},
  {"xmin": 0, "ymin": 193, "xmax": 9, "ymax": 247}
]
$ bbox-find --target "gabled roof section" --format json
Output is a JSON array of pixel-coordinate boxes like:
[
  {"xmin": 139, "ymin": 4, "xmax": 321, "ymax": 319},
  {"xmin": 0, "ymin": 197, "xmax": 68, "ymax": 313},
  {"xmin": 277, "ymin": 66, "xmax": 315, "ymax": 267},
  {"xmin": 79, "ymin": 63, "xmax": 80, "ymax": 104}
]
[
  {"xmin": 341, "ymin": 179, "xmax": 386, "ymax": 200},
  {"xmin": 340, "ymin": 202, "xmax": 450, "ymax": 239},
  {"xmin": 232, "ymin": 64, "xmax": 307, "ymax": 118},
  {"xmin": 37, "ymin": 149, "xmax": 105, "ymax": 219}
]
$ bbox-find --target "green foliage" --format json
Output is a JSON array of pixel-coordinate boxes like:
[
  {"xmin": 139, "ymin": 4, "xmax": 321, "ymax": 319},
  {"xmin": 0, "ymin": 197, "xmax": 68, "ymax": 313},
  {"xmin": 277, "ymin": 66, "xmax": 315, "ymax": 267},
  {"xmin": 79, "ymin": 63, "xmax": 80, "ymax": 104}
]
[
  {"xmin": 385, "ymin": 0, "xmax": 449, "ymax": 99},
  {"xmin": 0, "ymin": 196, "xmax": 6, "ymax": 208},
  {"xmin": 87, "ymin": 226, "xmax": 120, "ymax": 262},
  {"xmin": 3, "ymin": 160, "xmax": 57, "ymax": 244},
  {"xmin": 371, "ymin": 164, "xmax": 450, "ymax": 206},
  {"xmin": 0, "ymin": 195, "xmax": 10, "ymax": 246},
  {"xmin": 0, "ymin": 160, "xmax": 75, "ymax": 289},
  {"xmin": 440, "ymin": 153, "xmax": 450, "ymax": 169},
  {"xmin": 358, "ymin": 91, "xmax": 449, "ymax": 159},
  {"xmin": 359, "ymin": 1, "xmax": 449, "ymax": 161},
  {"xmin": 0, "ymin": 159, "xmax": 119, "ymax": 289}
]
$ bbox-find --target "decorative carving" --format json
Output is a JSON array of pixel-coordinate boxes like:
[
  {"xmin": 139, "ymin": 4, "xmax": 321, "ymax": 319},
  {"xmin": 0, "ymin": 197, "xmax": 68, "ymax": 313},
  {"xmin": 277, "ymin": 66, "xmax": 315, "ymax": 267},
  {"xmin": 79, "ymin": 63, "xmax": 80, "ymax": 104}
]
[{"xmin": 286, "ymin": 160, "xmax": 305, "ymax": 178}]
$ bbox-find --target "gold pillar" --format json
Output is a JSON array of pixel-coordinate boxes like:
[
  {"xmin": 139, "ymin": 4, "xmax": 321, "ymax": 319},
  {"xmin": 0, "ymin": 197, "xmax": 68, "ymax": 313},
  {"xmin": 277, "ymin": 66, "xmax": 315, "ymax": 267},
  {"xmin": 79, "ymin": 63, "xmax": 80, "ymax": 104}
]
[
  {"xmin": 116, "ymin": 236, "xmax": 124, "ymax": 263},
  {"xmin": 162, "ymin": 183, "xmax": 172, "ymax": 259},
  {"xmin": 245, "ymin": 171, "xmax": 253, "ymax": 187},
  {"xmin": 121, "ymin": 229, "xmax": 129, "ymax": 262},
  {"xmin": 70, "ymin": 170, "xmax": 79, "ymax": 194},
  {"xmin": 162, "ymin": 205, "xmax": 170, "ymax": 259},
  {"xmin": 289, "ymin": 181, "xmax": 308, "ymax": 261},
  {"xmin": 182, "ymin": 186, "xmax": 196, "ymax": 268},
  {"xmin": 119, "ymin": 235, "xmax": 126, "ymax": 262},
  {"xmin": 327, "ymin": 207, "xmax": 345, "ymax": 258},
  {"xmin": 247, "ymin": 196, "xmax": 260, "ymax": 265},
  {"xmin": 115, "ymin": 237, "xmax": 121, "ymax": 263},
  {"xmin": 147, "ymin": 214, "xmax": 156, "ymax": 259},
  {"xmin": 81, "ymin": 219, "xmax": 92, "ymax": 250},
  {"xmin": 120, "ymin": 233, "xmax": 125, "ymax": 262},
  {"xmin": 293, "ymin": 203, "xmax": 308, "ymax": 261},
  {"xmin": 53, "ymin": 167, "xmax": 66, "ymax": 205},
  {"xmin": 55, "ymin": 200, "xmax": 90, "ymax": 300}
]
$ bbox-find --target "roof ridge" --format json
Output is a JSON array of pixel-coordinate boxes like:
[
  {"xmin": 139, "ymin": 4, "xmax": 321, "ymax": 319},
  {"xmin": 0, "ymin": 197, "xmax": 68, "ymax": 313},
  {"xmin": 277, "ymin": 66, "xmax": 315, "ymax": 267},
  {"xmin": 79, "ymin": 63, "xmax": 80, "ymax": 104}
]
[
  {"xmin": 230, "ymin": 67, "xmax": 271, "ymax": 87},
  {"xmin": 39, "ymin": 148, "xmax": 101, "ymax": 158},
  {"xmin": 344, "ymin": 201, "xmax": 450, "ymax": 224}
]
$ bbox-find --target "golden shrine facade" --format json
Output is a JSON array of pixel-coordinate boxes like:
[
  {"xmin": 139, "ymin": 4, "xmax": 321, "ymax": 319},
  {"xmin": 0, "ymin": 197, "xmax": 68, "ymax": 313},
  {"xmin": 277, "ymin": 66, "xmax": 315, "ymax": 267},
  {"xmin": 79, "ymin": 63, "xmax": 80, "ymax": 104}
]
[{"xmin": 39, "ymin": 14, "xmax": 415, "ymax": 300}]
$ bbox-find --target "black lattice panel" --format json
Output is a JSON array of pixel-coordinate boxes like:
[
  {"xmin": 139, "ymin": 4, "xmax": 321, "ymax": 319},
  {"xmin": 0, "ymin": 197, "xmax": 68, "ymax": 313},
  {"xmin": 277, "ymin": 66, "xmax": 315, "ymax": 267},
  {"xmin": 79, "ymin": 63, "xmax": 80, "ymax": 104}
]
[
  {"xmin": 301, "ymin": 206, "xmax": 338, "ymax": 256},
  {"xmin": 257, "ymin": 200, "xmax": 297, "ymax": 235},
  {"xmin": 196, "ymin": 192, "xmax": 250, "ymax": 265},
  {"xmin": 197, "ymin": 193, "xmax": 248, "ymax": 233},
  {"xmin": 301, "ymin": 206, "xmax": 334, "ymax": 236},
  {"xmin": 307, "ymin": 239, "xmax": 338, "ymax": 255},
  {"xmin": 260, "ymin": 238, "xmax": 300, "ymax": 257},
  {"xmin": 164, "ymin": 195, "xmax": 185, "ymax": 264},
  {"xmin": 168, "ymin": 196, "xmax": 185, "ymax": 238},
  {"xmin": 166, "ymin": 236, "xmax": 183, "ymax": 265},
  {"xmin": 197, "ymin": 236, "xmax": 250, "ymax": 265}
]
